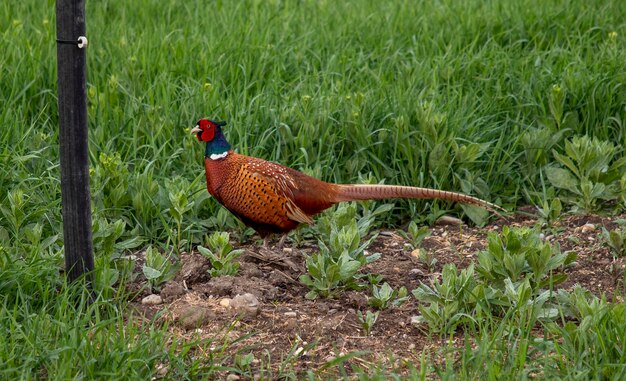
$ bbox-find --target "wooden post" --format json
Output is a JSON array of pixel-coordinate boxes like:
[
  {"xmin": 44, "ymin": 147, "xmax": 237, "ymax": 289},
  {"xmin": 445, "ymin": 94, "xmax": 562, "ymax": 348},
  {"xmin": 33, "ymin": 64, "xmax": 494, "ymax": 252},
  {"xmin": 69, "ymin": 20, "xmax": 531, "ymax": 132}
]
[{"xmin": 56, "ymin": 0, "xmax": 94, "ymax": 282}]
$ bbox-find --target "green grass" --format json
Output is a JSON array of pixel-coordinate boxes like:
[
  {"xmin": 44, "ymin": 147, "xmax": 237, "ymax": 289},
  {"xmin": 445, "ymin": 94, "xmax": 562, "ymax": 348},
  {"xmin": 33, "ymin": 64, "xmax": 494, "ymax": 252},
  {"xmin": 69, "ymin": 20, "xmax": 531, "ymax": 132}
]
[
  {"xmin": 0, "ymin": 257, "xmax": 199, "ymax": 380},
  {"xmin": 2, "ymin": 0, "xmax": 626, "ymax": 378}
]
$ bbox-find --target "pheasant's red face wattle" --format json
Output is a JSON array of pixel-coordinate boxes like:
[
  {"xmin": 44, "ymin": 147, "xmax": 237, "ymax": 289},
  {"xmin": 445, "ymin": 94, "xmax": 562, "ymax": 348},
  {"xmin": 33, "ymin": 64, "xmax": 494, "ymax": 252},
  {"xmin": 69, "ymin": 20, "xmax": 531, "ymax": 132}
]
[{"xmin": 195, "ymin": 119, "xmax": 216, "ymax": 142}]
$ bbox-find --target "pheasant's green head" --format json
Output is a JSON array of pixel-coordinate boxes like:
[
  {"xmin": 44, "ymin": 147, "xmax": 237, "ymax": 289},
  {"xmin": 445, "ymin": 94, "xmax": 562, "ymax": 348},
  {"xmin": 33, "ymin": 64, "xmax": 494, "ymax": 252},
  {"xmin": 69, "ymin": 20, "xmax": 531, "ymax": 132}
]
[{"xmin": 191, "ymin": 118, "xmax": 231, "ymax": 159}]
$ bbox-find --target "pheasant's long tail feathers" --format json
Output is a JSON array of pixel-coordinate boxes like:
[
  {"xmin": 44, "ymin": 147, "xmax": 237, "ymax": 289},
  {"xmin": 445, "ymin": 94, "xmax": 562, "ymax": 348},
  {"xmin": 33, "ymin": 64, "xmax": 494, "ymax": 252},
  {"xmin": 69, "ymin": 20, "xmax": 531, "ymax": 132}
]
[{"xmin": 335, "ymin": 184, "xmax": 506, "ymax": 218}]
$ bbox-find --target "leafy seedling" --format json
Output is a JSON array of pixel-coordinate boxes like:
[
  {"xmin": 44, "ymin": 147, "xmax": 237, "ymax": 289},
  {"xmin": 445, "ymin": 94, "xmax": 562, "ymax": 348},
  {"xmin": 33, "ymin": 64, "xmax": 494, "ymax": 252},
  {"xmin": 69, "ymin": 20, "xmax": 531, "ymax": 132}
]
[
  {"xmin": 601, "ymin": 227, "xmax": 626, "ymax": 258},
  {"xmin": 142, "ymin": 246, "xmax": 180, "ymax": 292},
  {"xmin": 399, "ymin": 221, "xmax": 431, "ymax": 250},
  {"xmin": 357, "ymin": 310, "xmax": 380, "ymax": 336},
  {"xmin": 198, "ymin": 231, "xmax": 244, "ymax": 277},
  {"xmin": 368, "ymin": 282, "xmax": 409, "ymax": 310}
]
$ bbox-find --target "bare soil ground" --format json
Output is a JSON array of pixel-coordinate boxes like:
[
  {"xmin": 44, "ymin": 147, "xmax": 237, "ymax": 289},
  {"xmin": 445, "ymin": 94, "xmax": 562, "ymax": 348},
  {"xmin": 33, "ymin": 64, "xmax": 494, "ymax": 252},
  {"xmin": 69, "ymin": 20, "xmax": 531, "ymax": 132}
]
[{"xmin": 130, "ymin": 209, "xmax": 626, "ymax": 377}]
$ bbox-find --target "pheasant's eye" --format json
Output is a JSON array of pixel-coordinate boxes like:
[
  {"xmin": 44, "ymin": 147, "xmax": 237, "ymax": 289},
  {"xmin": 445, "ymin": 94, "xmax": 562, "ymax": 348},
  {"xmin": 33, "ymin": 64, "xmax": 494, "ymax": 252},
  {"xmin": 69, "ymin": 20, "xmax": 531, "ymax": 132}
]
[{"xmin": 202, "ymin": 125, "xmax": 215, "ymax": 141}]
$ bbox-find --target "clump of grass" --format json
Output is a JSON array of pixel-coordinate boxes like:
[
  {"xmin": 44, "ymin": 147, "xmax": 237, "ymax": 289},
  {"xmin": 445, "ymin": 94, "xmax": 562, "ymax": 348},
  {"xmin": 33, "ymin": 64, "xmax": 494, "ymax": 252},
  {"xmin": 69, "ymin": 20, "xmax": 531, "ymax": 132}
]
[{"xmin": 0, "ymin": 257, "xmax": 209, "ymax": 380}]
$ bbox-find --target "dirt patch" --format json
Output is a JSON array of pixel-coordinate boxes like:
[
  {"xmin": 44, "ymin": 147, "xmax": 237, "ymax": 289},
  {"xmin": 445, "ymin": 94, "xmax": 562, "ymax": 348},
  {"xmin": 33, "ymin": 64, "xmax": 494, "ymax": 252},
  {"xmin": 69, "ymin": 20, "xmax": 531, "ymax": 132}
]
[{"xmin": 130, "ymin": 212, "xmax": 626, "ymax": 375}]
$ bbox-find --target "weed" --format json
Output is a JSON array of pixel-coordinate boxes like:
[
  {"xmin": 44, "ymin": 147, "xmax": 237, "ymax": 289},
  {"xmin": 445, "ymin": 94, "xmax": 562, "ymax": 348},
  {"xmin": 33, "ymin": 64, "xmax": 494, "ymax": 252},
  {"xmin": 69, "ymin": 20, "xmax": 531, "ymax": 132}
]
[
  {"xmin": 197, "ymin": 231, "xmax": 244, "ymax": 277},
  {"xmin": 142, "ymin": 246, "xmax": 179, "ymax": 292},
  {"xmin": 545, "ymin": 136, "xmax": 626, "ymax": 212},
  {"xmin": 399, "ymin": 221, "xmax": 431, "ymax": 250},
  {"xmin": 536, "ymin": 197, "xmax": 563, "ymax": 228},
  {"xmin": 368, "ymin": 282, "xmax": 409, "ymax": 310},
  {"xmin": 476, "ymin": 226, "xmax": 576, "ymax": 292},
  {"xmin": 357, "ymin": 310, "xmax": 380, "ymax": 336},
  {"xmin": 412, "ymin": 264, "xmax": 482, "ymax": 334},
  {"xmin": 601, "ymin": 227, "xmax": 626, "ymax": 258},
  {"xmin": 418, "ymin": 249, "xmax": 439, "ymax": 273},
  {"xmin": 300, "ymin": 217, "xmax": 380, "ymax": 299}
]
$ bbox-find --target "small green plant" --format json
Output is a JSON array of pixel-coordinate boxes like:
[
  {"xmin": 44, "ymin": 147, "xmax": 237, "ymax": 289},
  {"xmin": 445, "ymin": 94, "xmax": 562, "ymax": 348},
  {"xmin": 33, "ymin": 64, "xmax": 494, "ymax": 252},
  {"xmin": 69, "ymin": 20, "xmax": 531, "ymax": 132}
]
[
  {"xmin": 601, "ymin": 227, "xmax": 626, "ymax": 258},
  {"xmin": 165, "ymin": 179, "xmax": 196, "ymax": 254},
  {"xmin": 474, "ymin": 226, "xmax": 577, "ymax": 319},
  {"xmin": 142, "ymin": 246, "xmax": 179, "ymax": 292},
  {"xmin": 400, "ymin": 221, "xmax": 431, "ymax": 250},
  {"xmin": 536, "ymin": 197, "xmax": 563, "ymax": 228},
  {"xmin": 300, "ymin": 218, "xmax": 380, "ymax": 299},
  {"xmin": 92, "ymin": 217, "xmax": 144, "ymax": 259},
  {"xmin": 20, "ymin": 223, "xmax": 59, "ymax": 258},
  {"xmin": 545, "ymin": 136, "xmax": 626, "ymax": 212},
  {"xmin": 92, "ymin": 217, "xmax": 144, "ymax": 290},
  {"xmin": 299, "ymin": 246, "xmax": 364, "ymax": 299},
  {"xmin": 197, "ymin": 231, "xmax": 244, "ymax": 277},
  {"xmin": 548, "ymin": 84, "xmax": 566, "ymax": 129},
  {"xmin": 400, "ymin": 222, "xmax": 438, "ymax": 271},
  {"xmin": 476, "ymin": 226, "xmax": 576, "ymax": 292},
  {"xmin": 90, "ymin": 152, "xmax": 131, "ymax": 215},
  {"xmin": 554, "ymin": 285, "xmax": 607, "ymax": 320},
  {"xmin": 357, "ymin": 310, "xmax": 380, "ymax": 336},
  {"xmin": 412, "ymin": 264, "xmax": 483, "ymax": 334},
  {"xmin": 418, "ymin": 248, "xmax": 438, "ymax": 273},
  {"xmin": 368, "ymin": 282, "xmax": 409, "ymax": 309},
  {"xmin": 520, "ymin": 127, "xmax": 567, "ymax": 178},
  {"xmin": 233, "ymin": 352, "xmax": 256, "ymax": 372}
]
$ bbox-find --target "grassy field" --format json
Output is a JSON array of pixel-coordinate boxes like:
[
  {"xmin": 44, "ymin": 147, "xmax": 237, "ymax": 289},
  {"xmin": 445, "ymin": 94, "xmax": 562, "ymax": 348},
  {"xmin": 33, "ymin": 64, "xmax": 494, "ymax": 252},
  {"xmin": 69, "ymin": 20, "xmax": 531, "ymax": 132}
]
[{"xmin": 2, "ymin": 0, "xmax": 626, "ymax": 379}]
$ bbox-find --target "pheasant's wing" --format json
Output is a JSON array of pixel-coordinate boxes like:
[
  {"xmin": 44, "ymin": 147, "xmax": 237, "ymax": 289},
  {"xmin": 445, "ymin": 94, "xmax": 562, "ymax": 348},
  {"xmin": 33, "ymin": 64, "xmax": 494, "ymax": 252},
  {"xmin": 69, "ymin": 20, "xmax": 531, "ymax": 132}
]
[
  {"xmin": 247, "ymin": 161, "xmax": 314, "ymax": 224},
  {"xmin": 221, "ymin": 160, "xmax": 313, "ymax": 232}
]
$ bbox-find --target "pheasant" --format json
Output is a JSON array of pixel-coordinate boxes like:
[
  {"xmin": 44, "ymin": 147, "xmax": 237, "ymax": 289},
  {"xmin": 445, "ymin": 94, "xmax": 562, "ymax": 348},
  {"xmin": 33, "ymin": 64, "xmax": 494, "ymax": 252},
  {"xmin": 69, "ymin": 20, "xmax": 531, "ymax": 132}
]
[{"xmin": 191, "ymin": 118, "xmax": 504, "ymax": 242}]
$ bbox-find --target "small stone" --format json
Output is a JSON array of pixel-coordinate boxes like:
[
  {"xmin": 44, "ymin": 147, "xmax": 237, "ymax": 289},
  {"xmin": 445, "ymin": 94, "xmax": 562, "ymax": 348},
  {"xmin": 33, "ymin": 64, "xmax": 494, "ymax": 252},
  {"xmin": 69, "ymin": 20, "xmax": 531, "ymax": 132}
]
[
  {"xmin": 328, "ymin": 308, "xmax": 337, "ymax": 315},
  {"xmin": 141, "ymin": 294, "xmax": 162, "ymax": 306},
  {"xmin": 219, "ymin": 298, "xmax": 231, "ymax": 307},
  {"xmin": 226, "ymin": 374, "xmax": 240, "ymax": 381},
  {"xmin": 581, "ymin": 223, "xmax": 595, "ymax": 233},
  {"xmin": 408, "ymin": 343, "xmax": 416, "ymax": 350},
  {"xmin": 230, "ymin": 293, "xmax": 260, "ymax": 316},
  {"xmin": 155, "ymin": 363, "xmax": 168, "ymax": 376},
  {"xmin": 409, "ymin": 268, "xmax": 424, "ymax": 277},
  {"xmin": 179, "ymin": 306, "xmax": 215, "ymax": 330},
  {"xmin": 284, "ymin": 311, "xmax": 297, "ymax": 317},
  {"xmin": 435, "ymin": 215, "xmax": 463, "ymax": 226},
  {"xmin": 282, "ymin": 247, "xmax": 293, "ymax": 253}
]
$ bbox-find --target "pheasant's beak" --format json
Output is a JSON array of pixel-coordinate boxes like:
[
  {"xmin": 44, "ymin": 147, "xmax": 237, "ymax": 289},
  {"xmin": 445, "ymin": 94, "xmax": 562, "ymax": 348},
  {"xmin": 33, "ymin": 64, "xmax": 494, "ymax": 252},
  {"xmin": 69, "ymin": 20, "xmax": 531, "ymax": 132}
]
[{"xmin": 190, "ymin": 125, "xmax": 202, "ymax": 134}]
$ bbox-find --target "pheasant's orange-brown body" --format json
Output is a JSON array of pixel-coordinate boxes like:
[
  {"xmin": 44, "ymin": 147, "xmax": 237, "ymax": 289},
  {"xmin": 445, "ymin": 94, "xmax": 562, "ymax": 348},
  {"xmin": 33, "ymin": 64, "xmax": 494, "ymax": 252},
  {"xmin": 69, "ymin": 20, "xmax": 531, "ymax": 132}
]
[
  {"xmin": 204, "ymin": 151, "xmax": 340, "ymax": 236},
  {"xmin": 192, "ymin": 119, "xmax": 504, "ymax": 237}
]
